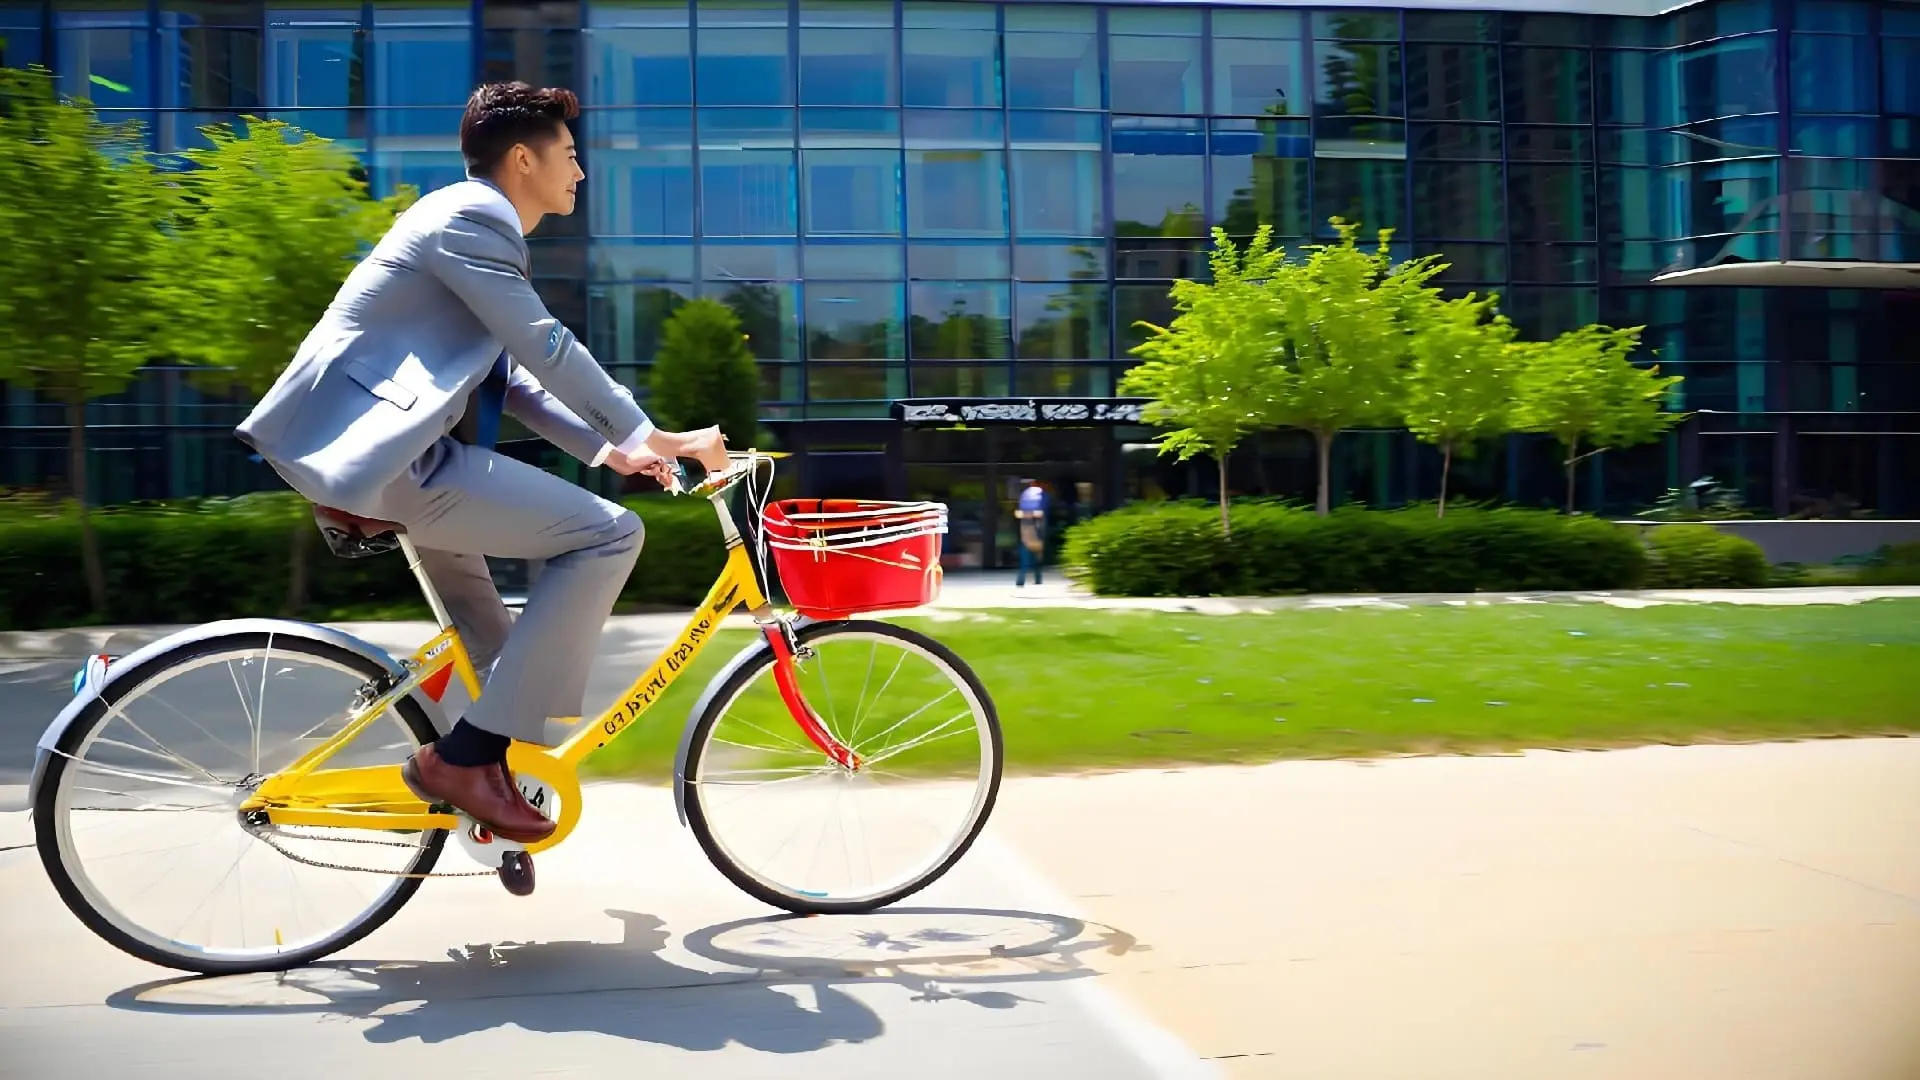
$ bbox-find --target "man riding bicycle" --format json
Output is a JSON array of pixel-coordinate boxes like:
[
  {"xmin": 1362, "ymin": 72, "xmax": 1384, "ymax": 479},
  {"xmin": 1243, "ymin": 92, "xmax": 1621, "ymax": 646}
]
[{"xmin": 234, "ymin": 81, "xmax": 730, "ymax": 845}]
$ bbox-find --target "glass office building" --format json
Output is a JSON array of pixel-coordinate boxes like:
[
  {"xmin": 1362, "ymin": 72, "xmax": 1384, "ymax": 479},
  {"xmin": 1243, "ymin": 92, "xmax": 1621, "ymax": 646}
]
[{"xmin": 1, "ymin": 0, "xmax": 1917, "ymax": 568}]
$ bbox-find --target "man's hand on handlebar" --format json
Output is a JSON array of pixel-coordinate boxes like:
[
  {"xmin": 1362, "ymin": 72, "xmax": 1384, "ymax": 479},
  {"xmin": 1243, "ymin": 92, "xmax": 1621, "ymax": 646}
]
[
  {"xmin": 603, "ymin": 448, "xmax": 681, "ymax": 489},
  {"xmin": 641, "ymin": 425, "xmax": 731, "ymax": 476}
]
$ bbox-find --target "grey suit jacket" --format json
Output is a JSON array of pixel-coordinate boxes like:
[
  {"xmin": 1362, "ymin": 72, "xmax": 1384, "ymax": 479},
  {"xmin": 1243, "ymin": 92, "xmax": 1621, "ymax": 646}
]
[{"xmin": 235, "ymin": 178, "xmax": 652, "ymax": 514}]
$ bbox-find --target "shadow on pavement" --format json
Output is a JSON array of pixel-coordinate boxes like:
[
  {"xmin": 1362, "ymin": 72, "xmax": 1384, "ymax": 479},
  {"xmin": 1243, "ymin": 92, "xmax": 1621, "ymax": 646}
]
[{"xmin": 101, "ymin": 906, "xmax": 1133, "ymax": 1051}]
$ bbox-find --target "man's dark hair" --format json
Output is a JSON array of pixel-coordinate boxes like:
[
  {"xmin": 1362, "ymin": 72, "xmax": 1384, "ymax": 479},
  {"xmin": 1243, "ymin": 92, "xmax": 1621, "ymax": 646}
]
[{"xmin": 459, "ymin": 81, "xmax": 580, "ymax": 177}]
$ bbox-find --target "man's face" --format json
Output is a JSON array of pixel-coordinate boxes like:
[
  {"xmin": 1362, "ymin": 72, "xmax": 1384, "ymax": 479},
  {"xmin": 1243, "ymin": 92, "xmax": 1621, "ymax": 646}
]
[{"xmin": 518, "ymin": 124, "xmax": 583, "ymax": 218}]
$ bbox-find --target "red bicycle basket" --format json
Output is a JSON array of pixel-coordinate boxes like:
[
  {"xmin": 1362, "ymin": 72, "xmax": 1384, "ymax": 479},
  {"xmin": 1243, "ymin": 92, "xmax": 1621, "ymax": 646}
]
[{"xmin": 760, "ymin": 499, "xmax": 948, "ymax": 618}]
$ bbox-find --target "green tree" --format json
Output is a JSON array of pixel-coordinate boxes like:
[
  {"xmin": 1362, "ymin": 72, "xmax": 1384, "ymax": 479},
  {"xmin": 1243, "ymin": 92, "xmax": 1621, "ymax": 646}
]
[
  {"xmin": 649, "ymin": 296, "xmax": 761, "ymax": 448},
  {"xmin": 1118, "ymin": 226, "xmax": 1291, "ymax": 535},
  {"xmin": 1402, "ymin": 290, "xmax": 1521, "ymax": 517},
  {"xmin": 0, "ymin": 67, "xmax": 181, "ymax": 616},
  {"xmin": 1265, "ymin": 219, "xmax": 1446, "ymax": 516},
  {"xmin": 163, "ymin": 114, "xmax": 416, "ymax": 613},
  {"xmin": 1512, "ymin": 324, "xmax": 1686, "ymax": 514}
]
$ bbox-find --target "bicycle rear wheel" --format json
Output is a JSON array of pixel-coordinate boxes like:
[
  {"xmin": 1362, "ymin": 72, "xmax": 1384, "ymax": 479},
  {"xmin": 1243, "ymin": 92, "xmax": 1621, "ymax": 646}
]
[
  {"xmin": 35, "ymin": 631, "xmax": 447, "ymax": 975},
  {"xmin": 683, "ymin": 619, "xmax": 1002, "ymax": 915}
]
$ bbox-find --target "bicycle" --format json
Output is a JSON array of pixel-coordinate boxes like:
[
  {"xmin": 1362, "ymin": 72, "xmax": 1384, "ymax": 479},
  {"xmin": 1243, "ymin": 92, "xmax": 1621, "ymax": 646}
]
[{"xmin": 28, "ymin": 450, "xmax": 1003, "ymax": 976}]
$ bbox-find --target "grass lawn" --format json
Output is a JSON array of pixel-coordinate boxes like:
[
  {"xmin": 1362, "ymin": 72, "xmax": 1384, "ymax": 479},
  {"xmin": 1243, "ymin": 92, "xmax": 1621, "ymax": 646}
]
[{"xmin": 581, "ymin": 597, "xmax": 1920, "ymax": 781}]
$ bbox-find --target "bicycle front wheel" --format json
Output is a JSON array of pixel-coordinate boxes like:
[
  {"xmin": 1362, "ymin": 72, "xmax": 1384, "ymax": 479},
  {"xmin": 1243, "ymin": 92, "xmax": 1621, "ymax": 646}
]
[{"xmin": 683, "ymin": 619, "xmax": 1002, "ymax": 914}]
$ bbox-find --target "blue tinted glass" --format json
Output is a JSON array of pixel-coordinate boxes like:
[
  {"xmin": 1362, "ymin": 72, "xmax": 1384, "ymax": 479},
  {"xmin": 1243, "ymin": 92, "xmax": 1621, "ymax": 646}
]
[
  {"xmin": 909, "ymin": 282, "xmax": 1012, "ymax": 360},
  {"xmin": 587, "ymin": 0, "xmax": 688, "ymax": 28},
  {"xmin": 585, "ymin": 28, "xmax": 691, "ymax": 105},
  {"xmin": 588, "ymin": 109, "xmax": 694, "ymax": 235},
  {"xmin": 1503, "ymin": 47, "xmax": 1590, "ymax": 124},
  {"xmin": 1507, "ymin": 163, "xmax": 1597, "ymax": 242},
  {"xmin": 1886, "ymin": 40, "xmax": 1920, "ymax": 115},
  {"xmin": 1109, "ymin": 29, "xmax": 1201, "ymax": 114},
  {"xmin": 1407, "ymin": 44, "xmax": 1499, "ymax": 122},
  {"xmin": 907, "ymin": 149, "xmax": 1008, "ymax": 236},
  {"xmin": 1313, "ymin": 41, "xmax": 1403, "ymax": 118},
  {"xmin": 805, "ymin": 239, "xmax": 905, "ymax": 278},
  {"xmin": 1789, "ymin": 117, "xmax": 1877, "ymax": 156},
  {"xmin": 372, "ymin": 29, "xmax": 472, "ymax": 106},
  {"xmin": 804, "ymin": 282, "xmax": 905, "ymax": 360},
  {"xmin": 1013, "ymin": 150, "xmax": 1103, "ymax": 236},
  {"xmin": 903, "ymin": 25, "xmax": 1000, "ymax": 107},
  {"xmin": 589, "ymin": 282, "xmax": 692, "ymax": 365},
  {"xmin": 264, "ymin": 27, "xmax": 360, "ymax": 107},
  {"xmin": 1014, "ymin": 240, "xmax": 1107, "ymax": 280},
  {"xmin": 1010, "ymin": 110, "xmax": 1101, "ymax": 148},
  {"xmin": 800, "ymin": 27, "xmax": 896, "ymax": 106},
  {"xmin": 590, "ymin": 240, "xmax": 696, "ymax": 280},
  {"xmin": 1795, "ymin": 1, "xmax": 1868, "ymax": 33},
  {"xmin": 1112, "ymin": 122, "xmax": 1206, "ymax": 237},
  {"xmin": 803, "ymin": 149, "xmax": 903, "ymax": 234},
  {"xmin": 909, "ymin": 241, "xmax": 1011, "ymax": 279},
  {"xmin": 1006, "ymin": 28, "xmax": 1099, "ymax": 109},
  {"xmin": 708, "ymin": 281, "xmax": 801, "ymax": 361},
  {"xmin": 0, "ymin": 2, "xmax": 45, "ymax": 68},
  {"xmin": 1313, "ymin": 158, "xmax": 1406, "ymax": 237},
  {"xmin": 801, "ymin": 107, "xmax": 899, "ymax": 144},
  {"xmin": 700, "ymin": 240, "xmax": 799, "ymax": 279},
  {"xmin": 1211, "ymin": 35, "xmax": 1305, "ymax": 117},
  {"xmin": 1670, "ymin": 0, "xmax": 1773, "ymax": 43},
  {"xmin": 698, "ymin": 27, "xmax": 791, "ymax": 106},
  {"xmin": 1667, "ymin": 35, "xmax": 1776, "ymax": 125},
  {"xmin": 1792, "ymin": 34, "xmax": 1875, "ymax": 113},
  {"xmin": 701, "ymin": 149, "xmax": 798, "ymax": 235},
  {"xmin": 58, "ymin": 28, "xmax": 154, "ymax": 108},
  {"xmin": 1210, "ymin": 119, "xmax": 1310, "ymax": 236},
  {"xmin": 1890, "ymin": 5, "xmax": 1920, "ymax": 37},
  {"xmin": 698, "ymin": 108, "xmax": 793, "ymax": 147},
  {"xmin": 1015, "ymin": 282, "xmax": 1108, "ymax": 359},
  {"xmin": 266, "ymin": 108, "xmax": 360, "ymax": 150},
  {"xmin": 699, "ymin": 0, "xmax": 786, "ymax": 27},
  {"xmin": 906, "ymin": 108, "xmax": 1003, "ymax": 146}
]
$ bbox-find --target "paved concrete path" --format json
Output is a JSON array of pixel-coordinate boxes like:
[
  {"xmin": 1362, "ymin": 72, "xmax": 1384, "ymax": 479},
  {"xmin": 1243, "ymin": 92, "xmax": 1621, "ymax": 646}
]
[{"xmin": 4, "ymin": 741, "xmax": 1915, "ymax": 1079}]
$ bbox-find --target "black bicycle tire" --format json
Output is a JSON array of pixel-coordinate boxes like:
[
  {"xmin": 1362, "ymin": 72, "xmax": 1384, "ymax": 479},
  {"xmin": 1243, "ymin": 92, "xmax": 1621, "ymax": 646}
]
[
  {"xmin": 682, "ymin": 618, "xmax": 1004, "ymax": 915},
  {"xmin": 34, "ymin": 631, "xmax": 448, "ymax": 975}
]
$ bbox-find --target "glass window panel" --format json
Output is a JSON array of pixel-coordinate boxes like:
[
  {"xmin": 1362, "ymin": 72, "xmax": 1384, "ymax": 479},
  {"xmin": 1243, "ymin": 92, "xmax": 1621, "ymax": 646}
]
[
  {"xmin": 1109, "ymin": 26, "xmax": 1201, "ymax": 115},
  {"xmin": 1509, "ymin": 164, "xmax": 1597, "ymax": 242},
  {"xmin": 162, "ymin": 26, "xmax": 264, "ymax": 109},
  {"xmin": 1791, "ymin": 34, "xmax": 1874, "ymax": 114},
  {"xmin": 1500, "ymin": 286, "xmax": 1598, "ymax": 340},
  {"xmin": 909, "ymin": 282, "xmax": 1012, "ymax": 360},
  {"xmin": 589, "ymin": 282, "xmax": 692, "ymax": 364},
  {"xmin": 1211, "ymin": 118, "xmax": 1311, "ymax": 237},
  {"xmin": 810, "ymin": 363, "xmax": 907, "ymax": 404},
  {"xmin": 1891, "ymin": 4, "xmax": 1920, "ymax": 37},
  {"xmin": 1314, "ymin": 158, "xmax": 1406, "ymax": 237},
  {"xmin": 1016, "ymin": 283, "xmax": 1108, "ymax": 360},
  {"xmin": 57, "ymin": 26, "xmax": 154, "ymax": 108},
  {"xmin": 588, "ymin": 108, "xmax": 694, "ymax": 235},
  {"xmin": 906, "ymin": 149, "xmax": 1008, "ymax": 237},
  {"xmin": 906, "ymin": 108, "xmax": 1003, "ymax": 146},
  {"xmin": 1009, "ymin": 109, "xmax": 1100, "ymax": 148},
  {"xmin": 1669, "ymin": 0, "xmax": 1773, "ymax": 43},
  {"xmin": 370, "ymin": 22, "xmax": 471, "ymax": 107},
  {"xmin": 264, "ymin": 13, "xmax": 361, "ymax": 109},
  {"xmin": 1405, "ymin": 11, "xmax": 1499, "ymax": 43},
  {"xmin": 910, "ymin": 364, "xmax": 1012, "ymax": 397},
  {"xmin": 903, "ymin": 23, "xmax": 1000, "ymax": 107},
  {"xmin": 1006, "ymin": 17, "xmax": 1099, "ymax": 109},
  {"xmin": 706, "ymin": 281, "xmax": 800, "ymax": 361},
  {"xmin": 1210, "ymin": 34, "xmax": 1305, "ymax": 118},
  {"xmin": 1416, "ymin": 241, "xmax": 1506, "ymax": 283},
  {"xmin": 1790, "ymin": 117, "xmax": 1878, "ymax": 157},
  {"xmin": 1115, "ymin": 237, "xmax": 1209, "ymax": 280},
  {"xmin": 1414, "ymin": 162, "xmax": 1504, "ymax": 240},
  {"xmin": 1405, "ymin": 44, "xmax": 1498, "ymax": 122},
  {"xmin": 698, "ymin": 27, "xmax": 790, "ymax": 106},
  {"xmin": 482, "ymin": 19, "xmax": 577, "ymax": 90},
  {"xmin": 698, "ymin": 107, "xmax": 792, "ymax": 147},
  {"xmin": 1508, "ymin": 125, "xmax": 1593, "ymax": 162},
  {"xmin": 800, "ymin": 107, "xmax": 899, "ymax": 145},
  {"xmin": 369, "ymin": 107, "xmax": 462, "ymax": 198},
  {"xmin": 759, "ymin": 363, "xmax": 803, "ymax": 404},
  {"xmin": 1503, "ymin": 47, "xmax": 1592, "ymax": 125},
  {"xmin": 800, "ymin": 0, "xmax": 891, "ymax": 28},
  {"xmin": 904, "ymin": 2, "xmax": 992, "ymax": 31},
  {"xmin": 698, "ymin": 0, "xmax": 784, "ymax": 27},
  {"xmin": 1013, "ymin": 150, "xmax": 1103, "ymax": 236},
  {"xmin": 590, "ymin": 240, "xmax": 696, "ymax": 280},
  {"xmin": 1502, "ymin": 13, "xmax": 1589, "ymax": 46},
  {"xmin": 585, "ymin": 27, "xmax": 690, "ymax": 105},
  {"xmin": 805, "ymin": 239, "xmax": 904, "ymax": 278},
  {"xmin": 803, "ymin": 149, "xmax": 902, "ymax": 235},
  {"xmin": 1411, "ymin": 122, "xmax": 1502, "ymax": 160},
  {"xmin": 1014, "ymin": 240, "xmax": 1107, "ymax": 280},
  {"xmin": 587, "ymin": 0, "xmax": 686, "ymax": 27},
  {"xmin": 1795, "ymin": 0, "xmax": 1868, "ymax": 32},
  {"xmin": 700, "ymin": 241, "xmax": 799, "ymax": 279},
  {"xmin": 1313, "ymin": 11, "xmax": 1398, "ymax": 41},
  {"xmin": 909, "ymin": 241, "xmax": 1011, "ymax": 279},
  {"xmin": 1, "ymin": 1, "xmax": 46, "ymax": 68},
  {"xmin": 800, "ymin": 26, "xmax": 896, "ymax": 106},
  {"xmin": 1667, "ymin": 35, "xmax": 1777, "ymax": 125},
  {"xmin": 805, "ymin": 282, "xmax": 906, "ymax": 359},
  {"xmin": 264, "ymin": 107, "xmax": 361, "ymax": 148},
  {"xmin": 1510, "ymin": 243, "xmax": 1598, "ymax": 283},
  {"xmin": 1212, "ymin": 10, "xmax": 1302, "ymax": 40},
  {"xmin": 1887, "ymin": 39, "xmax": 1920, "ymax": 116},
  {"xmin": 1015, "ymin": 363, "xmax": 1111, "ymax": 396},
  {"xmin": 1595, "ymin": 48, "xmax": 1653, "ymax": 127},
  {"xmin": 701, "ymin": 149, "xmax": 798, "ymax": 235},
  {"xmin": 1111, "ymin": 120, "xmax": 1206, "ymax": 237},
  {"xmin": 1314, "ymin": 41, "xmax": 1403, "ymax": 119}
]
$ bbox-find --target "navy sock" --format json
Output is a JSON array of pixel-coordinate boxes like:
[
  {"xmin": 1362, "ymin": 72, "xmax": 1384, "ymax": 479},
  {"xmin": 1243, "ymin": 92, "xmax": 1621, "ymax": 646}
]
[{"xmin": 434, "ymin": 719, "xmax": 510, "ymax": 767}]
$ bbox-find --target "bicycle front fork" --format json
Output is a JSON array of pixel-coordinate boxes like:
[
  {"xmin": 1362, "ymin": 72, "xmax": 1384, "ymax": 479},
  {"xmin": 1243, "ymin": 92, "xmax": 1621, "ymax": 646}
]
[{"xmin": 761, "ymin": 621, "xmax": 862, "ymax": 771}]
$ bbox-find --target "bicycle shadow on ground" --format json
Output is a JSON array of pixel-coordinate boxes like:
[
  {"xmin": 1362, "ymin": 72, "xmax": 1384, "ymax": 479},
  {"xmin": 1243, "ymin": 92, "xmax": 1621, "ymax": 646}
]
[{"xmin": 101, "ymin": 906, "xmax": 1142, "ymax": 1053}]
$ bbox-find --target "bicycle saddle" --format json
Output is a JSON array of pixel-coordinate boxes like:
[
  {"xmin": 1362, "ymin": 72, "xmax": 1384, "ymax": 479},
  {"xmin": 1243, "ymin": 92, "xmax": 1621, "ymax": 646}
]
[{"xmin": 312, "ymin": 504, "xmax": 405, "ymax": 559}]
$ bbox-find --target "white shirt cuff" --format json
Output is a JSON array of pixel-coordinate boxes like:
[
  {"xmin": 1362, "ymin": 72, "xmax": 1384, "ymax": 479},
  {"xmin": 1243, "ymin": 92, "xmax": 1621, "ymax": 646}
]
[{"xmin": 593, "ymin": 419, "xmax": 656, "ymax": 467}]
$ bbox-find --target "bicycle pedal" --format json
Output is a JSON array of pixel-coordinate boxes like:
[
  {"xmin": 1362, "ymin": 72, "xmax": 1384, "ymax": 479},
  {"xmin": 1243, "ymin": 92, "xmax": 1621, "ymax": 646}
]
[{"xmin": 498, "ymin": 850, "xmax": 535, "ymax": 897}]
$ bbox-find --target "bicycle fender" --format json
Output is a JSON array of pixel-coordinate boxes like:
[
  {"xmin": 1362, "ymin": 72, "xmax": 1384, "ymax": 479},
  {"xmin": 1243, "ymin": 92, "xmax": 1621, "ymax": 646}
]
[
  {"xmin": 671, "ymin": 633, "xmax": 774, "ymax": 828},
  {"xmin": 28, "ymin": 618, "xmax": 417, "ymax": 812}
]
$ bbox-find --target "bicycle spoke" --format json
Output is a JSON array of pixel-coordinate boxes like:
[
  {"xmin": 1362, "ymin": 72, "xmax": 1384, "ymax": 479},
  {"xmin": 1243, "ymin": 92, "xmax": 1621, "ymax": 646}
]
[{"xmin": 859, "ymin": 710, "xmax": 976, "ymax": 768}]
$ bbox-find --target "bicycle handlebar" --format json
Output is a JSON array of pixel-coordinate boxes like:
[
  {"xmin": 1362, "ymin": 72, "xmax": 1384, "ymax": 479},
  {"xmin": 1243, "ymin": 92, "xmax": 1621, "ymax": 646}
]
[{"xmin": 663, "ymin": 451, "xmax": 768, "ymax": 498}]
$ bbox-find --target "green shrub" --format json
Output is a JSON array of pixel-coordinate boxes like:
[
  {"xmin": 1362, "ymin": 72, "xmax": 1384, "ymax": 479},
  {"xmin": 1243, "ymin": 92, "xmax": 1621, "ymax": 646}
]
[
  {"xmin": 1856, "ymin": 542, "xmax": 1920, "ymax": 586},
  {"xmin": 1642, "ymin": 524, "xmax": 1769, "ymax": 589},
  {"xmin": 1060, "ymin": 500, "xmax": 1651, "ymax": 596},
  {"xmin": 0, "ymin": 489, "xmax": 737, "ymax": 631}
]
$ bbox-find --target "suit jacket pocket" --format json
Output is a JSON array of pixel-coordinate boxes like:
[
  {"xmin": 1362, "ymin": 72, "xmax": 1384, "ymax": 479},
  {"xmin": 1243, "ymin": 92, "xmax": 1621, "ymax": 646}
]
[{"xmin": 342, "ymin": 357, "xmax": 419, "ymax": 411}]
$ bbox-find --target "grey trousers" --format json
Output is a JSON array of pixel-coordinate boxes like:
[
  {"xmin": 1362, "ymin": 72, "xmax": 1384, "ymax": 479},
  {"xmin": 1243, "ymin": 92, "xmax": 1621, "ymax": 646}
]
[{"xmin": 368, "ymin": 437, "xmax": 642, "ymax": 744}]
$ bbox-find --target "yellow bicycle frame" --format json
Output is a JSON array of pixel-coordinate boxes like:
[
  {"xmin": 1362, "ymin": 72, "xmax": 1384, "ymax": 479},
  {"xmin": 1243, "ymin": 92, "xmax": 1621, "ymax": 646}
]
[{"xmin": 242, "ymin": 510, "xmax": 776, "ymax": 857}]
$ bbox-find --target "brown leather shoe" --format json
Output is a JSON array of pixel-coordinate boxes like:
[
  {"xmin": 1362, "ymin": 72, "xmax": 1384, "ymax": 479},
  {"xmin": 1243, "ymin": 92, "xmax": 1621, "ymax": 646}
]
[{"xmin": 401, "ymin": 743, "xmax": 556, "ymax": 845}]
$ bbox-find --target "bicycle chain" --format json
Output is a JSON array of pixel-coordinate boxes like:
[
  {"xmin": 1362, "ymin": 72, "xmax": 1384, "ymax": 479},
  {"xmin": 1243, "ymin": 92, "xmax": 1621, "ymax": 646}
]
[{"xmin": 249, "ymin": 822, "xmax": 498, "ymax": 879}]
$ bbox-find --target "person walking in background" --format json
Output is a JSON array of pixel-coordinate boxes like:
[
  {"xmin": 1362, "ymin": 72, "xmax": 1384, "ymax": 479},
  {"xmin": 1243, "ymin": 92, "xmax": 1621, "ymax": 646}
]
[{"xmin": 1014, "ymin": 477, "xmax": 1048, "ymax": 587}]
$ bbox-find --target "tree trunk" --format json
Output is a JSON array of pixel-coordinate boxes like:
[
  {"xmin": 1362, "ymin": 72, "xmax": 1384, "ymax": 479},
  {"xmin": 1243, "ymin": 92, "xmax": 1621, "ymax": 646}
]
[
  {"xmin": 1563, "ymin": 437, "xmax": 1580, "ymax": 515},
  {"xmin": 1314, "ymin": 430, "xmax": 1334, "ymax": 517},
  {"xmin": 1438, "ymin": 441, "xmax": 1453, "ymax": 518},
  {"xmin": 284, "ymin": 518, "xmax": 312, "ymax": 617},
  {"xmin": 67, "ymin": 399, "xmax": 108, "ymax": 618},
  {"xmin": 1216, "ymin": 452, "xmax": 1231, "ymax": 537}
]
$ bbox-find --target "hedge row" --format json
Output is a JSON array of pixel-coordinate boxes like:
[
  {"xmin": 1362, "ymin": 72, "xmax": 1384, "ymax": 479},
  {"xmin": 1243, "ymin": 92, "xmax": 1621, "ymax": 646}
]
[
  {"xmin": 0, "ymin": 491, "xmax": 730, "ymax": 631},
  {"xmin": 1058, "ymin": 500, "xmax": 1772, "ymax": 597}
]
